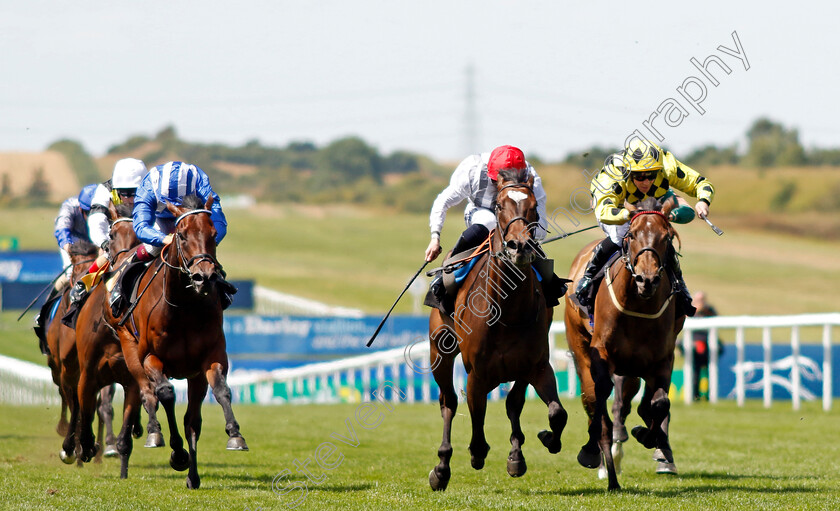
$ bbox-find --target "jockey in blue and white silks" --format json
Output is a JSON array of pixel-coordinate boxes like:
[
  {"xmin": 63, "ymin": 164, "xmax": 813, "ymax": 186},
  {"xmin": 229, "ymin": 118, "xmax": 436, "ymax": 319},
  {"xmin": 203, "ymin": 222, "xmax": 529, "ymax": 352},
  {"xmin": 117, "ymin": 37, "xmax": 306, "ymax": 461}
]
[
  {"xmin": 133, "ymin": 161, "xmax": 227, "ymax": 259},
  {"xmin": 54, "ymin": 183, "xmax": 98, "ymax": 279}
]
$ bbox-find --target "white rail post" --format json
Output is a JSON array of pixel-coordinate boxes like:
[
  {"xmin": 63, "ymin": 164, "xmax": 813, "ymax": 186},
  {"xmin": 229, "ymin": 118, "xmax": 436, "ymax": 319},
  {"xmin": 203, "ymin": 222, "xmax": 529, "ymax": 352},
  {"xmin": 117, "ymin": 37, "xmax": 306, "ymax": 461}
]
[
  {"xmin": 566, "ymin": 351, "xmax": 577, "ymax": 398},
  {"xmin": 763, "ymin": 327, "xmax": 772, "ymax": 408},
  {"xmin": 791, "ymin": 326, "xmax": 801, "ymax": 411},
  {"xmin": 406, "ymin": 360, "xmax": 415, "ymax": 404},
  {"xmin": 823, "ymin": 323, "xmax": 832, "ymax": 412},
  {"xmin": 422, "ymin": 370, "xmax": 431, "ymax": 404},
  {"xmin": 683, "ymin": 327, "xmax": 694, "ymax": 405},
  {"xmin": 362, "ymin": 365, "xmax": 371, "ymax": 402},
  {"xmin": 736, "ymin": 326, "xmax": 745, "ymax": 407},
  {"xmin": 390, "ymin": 361, "xmax": 400, "ymax": 404},
  {"xmin": 709, "ymin": 326, "xmax": 719, "ymax": 403}
]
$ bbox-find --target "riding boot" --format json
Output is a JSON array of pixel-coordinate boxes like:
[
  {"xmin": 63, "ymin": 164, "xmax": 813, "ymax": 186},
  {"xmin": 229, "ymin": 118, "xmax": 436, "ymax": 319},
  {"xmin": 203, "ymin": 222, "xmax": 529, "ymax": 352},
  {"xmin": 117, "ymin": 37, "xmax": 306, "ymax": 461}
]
[
  {"xmin": 217, "ymin": 276, "xmax": 238, "ymax": 310},
  {"xmin": 575, "ymin": 237, "xmax": 619, "ymax": 310},
  {"xmin": 531, "ymin": 257, "xmax": 569, "ymax": 308},
  {"xmin": 33, "ymin": 288, "xmax": 60, "ymax": 355},
  {"xmin": 668, "ymin": 245, "xmax": 696, "ymax": 317},
  {"xmin": 68, "ymin": 280, "xmax": 87, "ymax": 305},
  {"xmin": 450, "ymin": 224, "xmax": 490, "ymax": 256}
]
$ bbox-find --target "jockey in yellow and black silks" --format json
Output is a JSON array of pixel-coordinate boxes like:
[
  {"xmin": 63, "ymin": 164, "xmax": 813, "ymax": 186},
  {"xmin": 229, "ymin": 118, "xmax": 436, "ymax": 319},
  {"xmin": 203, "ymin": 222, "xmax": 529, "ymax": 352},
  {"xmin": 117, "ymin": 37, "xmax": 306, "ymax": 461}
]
[{"xmin": 575, "ymin": 139, "xmax": 715, "ymax": 317}]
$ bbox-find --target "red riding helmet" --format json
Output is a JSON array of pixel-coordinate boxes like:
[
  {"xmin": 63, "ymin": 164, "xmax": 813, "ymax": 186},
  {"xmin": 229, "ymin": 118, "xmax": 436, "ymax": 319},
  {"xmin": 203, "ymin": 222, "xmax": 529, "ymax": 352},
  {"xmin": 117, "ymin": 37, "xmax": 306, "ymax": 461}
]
[{"xmin": 487, "ymin": 145, "xmax": 526, "ymax": 181}]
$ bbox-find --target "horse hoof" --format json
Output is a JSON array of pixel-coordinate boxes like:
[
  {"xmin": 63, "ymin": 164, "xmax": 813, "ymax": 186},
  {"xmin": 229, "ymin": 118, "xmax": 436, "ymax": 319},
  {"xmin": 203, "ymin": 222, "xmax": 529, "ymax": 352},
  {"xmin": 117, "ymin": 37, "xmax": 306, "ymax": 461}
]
[
  {"xmin": 226, "ymin": 435, "xmax": 249, "ymax": 451},
  {"xmin": 653, "ymin": 447, "xmax": 674, "ymax": 464},
  {"xmin": 537, "ymin": 430, "xmax": 561, "ymax": 454},
  {"xmin": 186, "ymin": 475, "xmax": 201, "ymax": 490},
  {"xmin": 631, "ymin": 426, "xmax": 656, "ymax": 449},
  {"xmin": 429, "ymin": 468, "xmax": 449, "ymax": 491},
  {"xmin": 170, "ymin": 449, "xmax": 190, "ymax": 472},
  {"xmin": 608, "ymin": 482, "xmax": 621, "ymax": 492},
  {"xmin": 506, "ymin": 457, "xmax": 527, "ymax": 478},
  {"xmin": 59, "ymin": 450, "xmax": 75, "ymax": 465},
  {"xmin": 612, "ymin": 442, "xmax": 624, "ymax": 475},
  {"xmin": 577, "ymin": 446, "xmax": 601, "ymax": 469},
  {"xmin": 656, "ymin": 460, "xmax": 678, "ymax": 474},
  {"xmin": 104, "ymin": 444, "xmax": 119, "ymax": 458},
  {"xmin": 144, "ymin": 432, "xmax": 165, "ymax": 448}
]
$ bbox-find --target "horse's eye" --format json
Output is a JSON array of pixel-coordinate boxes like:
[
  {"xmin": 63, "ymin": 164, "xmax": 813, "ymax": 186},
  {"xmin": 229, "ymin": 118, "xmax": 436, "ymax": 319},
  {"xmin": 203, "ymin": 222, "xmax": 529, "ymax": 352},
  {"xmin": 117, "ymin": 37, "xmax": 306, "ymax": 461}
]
[{"xmin": 178, "ymin": 232, "xmax": 187, "ymax": 241}]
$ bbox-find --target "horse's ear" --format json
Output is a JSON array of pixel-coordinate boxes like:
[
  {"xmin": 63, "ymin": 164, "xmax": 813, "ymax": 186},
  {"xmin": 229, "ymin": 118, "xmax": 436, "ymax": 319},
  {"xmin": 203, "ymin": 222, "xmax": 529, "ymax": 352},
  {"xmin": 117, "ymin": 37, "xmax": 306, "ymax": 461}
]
[
  {"xmin": 107, "ymin": 200, "xmax": 118, "ymax": 221},
  {"xmin": 204, "ymin": 195, "xmax": 214, "ymax": 211},
  {"xmin": 625, "ymin": 201, "xmax": 638, "ymax": 214},
  {"xmin": 165, "ymin": 200, "xmax": 184, "ymax": 217},
  {"xmin": 526, "ymin": 173, "xmax": 534, "ymax": 188},
  {"xmin": 661, "ymin": 195, "xmax": 676, "ymax": 217}
]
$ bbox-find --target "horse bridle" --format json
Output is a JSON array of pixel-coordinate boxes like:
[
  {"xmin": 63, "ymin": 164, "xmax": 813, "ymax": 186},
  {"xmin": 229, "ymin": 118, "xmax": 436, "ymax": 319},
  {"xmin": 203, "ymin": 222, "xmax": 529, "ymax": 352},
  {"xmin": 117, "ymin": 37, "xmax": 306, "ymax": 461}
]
[
  {"xmin": 622, "ymin": 210, "xmax": 670, "ymax": 281},
  {"xmin": 107, "ymin": 217, "xmax": 134, "ymax": 263},
  {"xmin": 164, "ymin": 209, "xmax": 222, "ymax": 277},
  {"xmin": 493, "ymin": 182, "xmax": 537, "ymax": 259}
]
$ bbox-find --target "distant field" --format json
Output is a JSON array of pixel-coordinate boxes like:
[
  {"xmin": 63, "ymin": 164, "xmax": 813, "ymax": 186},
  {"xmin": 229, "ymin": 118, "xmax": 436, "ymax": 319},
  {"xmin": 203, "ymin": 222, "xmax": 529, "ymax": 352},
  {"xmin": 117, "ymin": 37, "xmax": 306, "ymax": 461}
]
[{"xmin": 1, "ymin": 400, "xmax": 839, "ymax": 511}]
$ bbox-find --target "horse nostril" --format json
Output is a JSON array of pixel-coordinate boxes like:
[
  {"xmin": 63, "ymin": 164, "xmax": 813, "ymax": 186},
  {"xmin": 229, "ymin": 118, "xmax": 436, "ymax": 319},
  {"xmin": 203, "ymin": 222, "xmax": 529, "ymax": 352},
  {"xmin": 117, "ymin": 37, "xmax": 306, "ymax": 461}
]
[
  {"xmin": 191, "ymin": 273, "xmax": 205, "ymax": 284},
  {"xmin": 635, "ymin": 275, "xmax": 644, "ymax": 283},
  {"xmin": 506, "ymin": 240, "xmax": 518, "ymax": 251},
  {"xmin": 652, "ymin": 275, "xmax": 661, "ymax": 286}
]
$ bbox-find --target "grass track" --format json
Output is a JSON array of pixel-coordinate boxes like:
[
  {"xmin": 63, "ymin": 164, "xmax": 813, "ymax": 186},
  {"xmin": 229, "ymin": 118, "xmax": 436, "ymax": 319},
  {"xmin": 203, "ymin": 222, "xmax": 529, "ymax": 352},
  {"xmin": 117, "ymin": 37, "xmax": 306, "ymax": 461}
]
[{"xmin": 1, "ymin": 400, "xmax": 840, "ymax": 510}]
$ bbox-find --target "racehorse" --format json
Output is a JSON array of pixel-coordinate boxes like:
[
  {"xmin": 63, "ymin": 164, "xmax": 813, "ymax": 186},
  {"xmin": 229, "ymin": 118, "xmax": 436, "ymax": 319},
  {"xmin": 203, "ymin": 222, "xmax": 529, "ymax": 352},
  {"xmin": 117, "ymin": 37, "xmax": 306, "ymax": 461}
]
[
  {"xmin": 564, "ymin": 197, "xmax": 684, "ymax": 490},
  {"xmin": 42, "ymin": 239, "xmax": 97, "ymax": 462},
  {"xmin": 99, "ymin": 194, "xmax": 247, "ymax": 489},
  {"xmin": 73, "ymin": 202, "xmax": 158, "ymax": 478},
  {"xmin": 427, "ymin": 169, "xmax": 568, "ymax": 491}
]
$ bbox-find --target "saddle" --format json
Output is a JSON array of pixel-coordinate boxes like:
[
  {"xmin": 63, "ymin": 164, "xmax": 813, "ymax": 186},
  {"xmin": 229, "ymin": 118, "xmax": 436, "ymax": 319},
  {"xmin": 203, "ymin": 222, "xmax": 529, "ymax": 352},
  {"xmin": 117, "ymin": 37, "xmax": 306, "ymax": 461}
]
[{"xmin": 106, "ymin": 257, "xmax": 150, "ymax": 317}]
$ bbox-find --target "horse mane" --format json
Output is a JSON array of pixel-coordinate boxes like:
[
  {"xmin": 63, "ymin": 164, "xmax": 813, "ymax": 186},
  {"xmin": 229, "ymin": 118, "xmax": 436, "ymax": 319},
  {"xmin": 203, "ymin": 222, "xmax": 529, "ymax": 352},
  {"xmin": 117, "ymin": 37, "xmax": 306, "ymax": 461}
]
[
  {"xmin": 180, "ymin": 194, "xmax": 204, "ymax": 210},
  {"xmin": 68, "ymin": 239, "xmax": 98, "ymax": 256}
]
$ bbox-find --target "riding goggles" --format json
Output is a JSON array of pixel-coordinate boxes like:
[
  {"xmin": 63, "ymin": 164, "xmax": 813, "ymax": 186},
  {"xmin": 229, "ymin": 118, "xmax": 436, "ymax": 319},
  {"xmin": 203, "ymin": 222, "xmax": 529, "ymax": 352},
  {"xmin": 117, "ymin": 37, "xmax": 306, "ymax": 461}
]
[{"xmin": 631, "ymin": 171, "xmax": 657, "ymax": 182}]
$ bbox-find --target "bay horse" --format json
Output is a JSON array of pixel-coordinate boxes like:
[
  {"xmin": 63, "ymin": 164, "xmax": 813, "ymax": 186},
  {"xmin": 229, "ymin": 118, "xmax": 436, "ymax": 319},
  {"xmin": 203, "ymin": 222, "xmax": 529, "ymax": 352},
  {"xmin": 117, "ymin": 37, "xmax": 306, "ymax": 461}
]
[
  {"xmin": 99, "ymin": 194, "xmax": 247, "ymax": 489},
  {"xmin": 45, "ymin": 240, "xmax": 96, "ymax": 459},
  {"xmin": 73, "ymin": 201, "xmax": 159, "ymax": 478},
  {"xmin": 428, "ymin": 170, "xmax": 568, "ymax": 491},
  {"xmin": 564, "ymin": 197, "xmax": 684, "ymax": 490}
]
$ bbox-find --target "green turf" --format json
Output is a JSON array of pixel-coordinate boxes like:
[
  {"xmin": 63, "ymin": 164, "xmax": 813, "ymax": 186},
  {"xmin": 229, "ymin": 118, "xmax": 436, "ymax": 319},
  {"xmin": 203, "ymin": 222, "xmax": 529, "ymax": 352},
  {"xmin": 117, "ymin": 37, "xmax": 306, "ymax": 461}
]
[{"xmin": 1, "ymin": 399, "xmax": 839, "ymax": 510}]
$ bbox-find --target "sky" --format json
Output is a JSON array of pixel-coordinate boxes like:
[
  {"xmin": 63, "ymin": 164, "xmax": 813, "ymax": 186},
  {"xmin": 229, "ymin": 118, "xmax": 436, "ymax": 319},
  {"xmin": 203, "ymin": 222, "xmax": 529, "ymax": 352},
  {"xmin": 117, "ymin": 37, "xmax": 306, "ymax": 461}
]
[{"xmin": 1, "ymin": 1, "xmax": 838, "ymax": 162}]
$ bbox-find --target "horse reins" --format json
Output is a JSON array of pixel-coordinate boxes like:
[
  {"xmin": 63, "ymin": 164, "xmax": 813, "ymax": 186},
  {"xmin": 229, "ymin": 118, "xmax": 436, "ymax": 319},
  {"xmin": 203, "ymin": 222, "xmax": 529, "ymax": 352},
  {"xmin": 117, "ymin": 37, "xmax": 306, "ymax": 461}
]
[{"xmin": 166, "ymin": 209, "xmax": 223, "ymax": 277}]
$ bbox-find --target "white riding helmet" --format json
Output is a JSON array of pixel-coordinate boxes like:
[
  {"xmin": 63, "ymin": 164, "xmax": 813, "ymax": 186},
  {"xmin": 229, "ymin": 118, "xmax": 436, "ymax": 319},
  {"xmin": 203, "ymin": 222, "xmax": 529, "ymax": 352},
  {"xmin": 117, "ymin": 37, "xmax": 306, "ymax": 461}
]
[{"xmin": 112, "ymin": 158, "xmax": 148, "ymax": 189}]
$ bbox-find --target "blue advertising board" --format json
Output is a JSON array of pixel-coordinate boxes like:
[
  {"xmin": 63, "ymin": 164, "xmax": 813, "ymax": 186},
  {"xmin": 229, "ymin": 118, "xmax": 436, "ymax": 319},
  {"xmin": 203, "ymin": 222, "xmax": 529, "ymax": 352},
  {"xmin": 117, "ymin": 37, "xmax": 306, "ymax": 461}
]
[
  {"xmin": 223, "ymin": 315, "xmax": 428, "ymax": 370},
  {"xmin": 0, "ymin": 251, "xmax": 63, "ymax": 283},
  {"xmin": 715, "ymin": 344, "xmax": 838, "ymax": 400}
]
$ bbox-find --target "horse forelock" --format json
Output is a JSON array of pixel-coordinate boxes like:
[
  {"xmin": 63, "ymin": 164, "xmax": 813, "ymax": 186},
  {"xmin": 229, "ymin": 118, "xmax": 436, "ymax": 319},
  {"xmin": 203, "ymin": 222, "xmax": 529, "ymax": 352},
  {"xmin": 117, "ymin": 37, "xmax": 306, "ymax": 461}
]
[
  {"xmin": 180, "ymin": 194, "xmax": 204, "ymax": 211},
  {"xmin": 68, "ymin": 239, "xmax": 98, "ymax": 256}
]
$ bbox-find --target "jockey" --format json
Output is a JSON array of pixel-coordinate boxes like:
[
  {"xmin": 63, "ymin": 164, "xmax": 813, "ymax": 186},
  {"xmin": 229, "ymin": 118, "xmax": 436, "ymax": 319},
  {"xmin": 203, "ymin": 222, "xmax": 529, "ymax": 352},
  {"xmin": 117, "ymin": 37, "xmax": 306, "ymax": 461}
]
[
  {"xmin": 55, "ymin": 184, "xmax": 98, "ymax": 284},
  {"xmin": 575, "ymin": 139, "xmax": 715, "ymax": 317},
  {"xmin": 132, "ymin": 161, "xmax": 236, "ymax": 306},
  {"xmin": 34, "ymin": 184, "xmax": 97, "ymax": 351},
  {"xmin": 86, "ymin": 157, "xmax": 148, "ymax": 270},
  {"xmin": 425, "ymin": 145, "xmax": 566, "ymax": 309}
]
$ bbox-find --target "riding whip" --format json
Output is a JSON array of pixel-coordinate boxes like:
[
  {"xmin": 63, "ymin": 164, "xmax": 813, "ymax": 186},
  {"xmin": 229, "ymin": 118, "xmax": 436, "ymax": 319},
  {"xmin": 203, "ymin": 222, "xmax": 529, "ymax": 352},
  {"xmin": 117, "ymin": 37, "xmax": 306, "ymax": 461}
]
[
  {"xmin": 366, "ymin": 260, "xmax": 429, "ymax": 348},
  {"xmin": 540, "ymin": 225, "xmax": 598, "ymax": 246},
  {"xmin": 701, "ymin": 216, "xmax": 724, "ymax": 236},
  {"xmin": 17, "ymin": 263, "xmax": 74, "ymax": 321}
]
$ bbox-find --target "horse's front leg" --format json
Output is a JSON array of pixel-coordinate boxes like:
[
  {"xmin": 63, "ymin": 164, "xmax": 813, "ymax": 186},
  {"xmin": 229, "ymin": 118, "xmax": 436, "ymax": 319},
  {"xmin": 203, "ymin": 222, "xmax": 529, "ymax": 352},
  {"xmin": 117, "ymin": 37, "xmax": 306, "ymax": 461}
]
[
  {"xmin": 530, "ymin": 361, "xmax": 568, "ymax": 455},
  {"xmin": 466, "ymin": 375, "xmax": 490, "ymax": 470},
  {"xmin": 631, "ymin": 373, "xmax": 675, "ymax": 473},
  {"xmin": 184, "ymin": 376, "xmax": 208, "ymax": 489},
  {"xmin": 428, "ymin": 325, "xmax": 458, "ymax": 492},
  {"xmin": 589, "ymin": 346, "xmax": 619, "ymax": 491},
  {"xmin": 206, "ymin": 360, "xmax": 248, "ymax": 451},
  {"xmin": 97, "ymin": 384, "xmax": 117, "ymax": 459},
  {"xmin": 602, "ymin": 375, "xmax": 640, "ymax": 478},
  {"xmin": 116, "ymin": 382, "xmax": 142, "ymax": 479},
  {"xmin": 143, "ymin": 354, "xmax": 189, "ymax": 471},
  {"xmin": 505, "ymin": 380, "xmax": 528, "ymax": 477}
]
